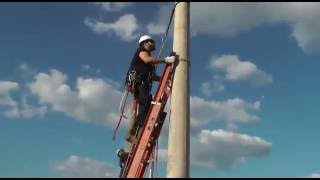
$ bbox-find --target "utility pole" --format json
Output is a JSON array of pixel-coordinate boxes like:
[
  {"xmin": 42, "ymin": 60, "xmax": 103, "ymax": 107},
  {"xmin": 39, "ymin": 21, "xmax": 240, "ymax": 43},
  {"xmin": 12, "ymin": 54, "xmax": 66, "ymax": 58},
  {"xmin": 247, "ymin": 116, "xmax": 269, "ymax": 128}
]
[{"xmin": 167, "ymin": 2, "xmax": 190, "ymax": 178}]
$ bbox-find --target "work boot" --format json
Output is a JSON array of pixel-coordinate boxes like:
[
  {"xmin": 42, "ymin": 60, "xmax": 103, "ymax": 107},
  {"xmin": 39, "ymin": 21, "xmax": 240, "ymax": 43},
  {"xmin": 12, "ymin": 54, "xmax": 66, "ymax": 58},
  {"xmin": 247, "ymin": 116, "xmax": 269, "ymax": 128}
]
[{"xmin": 128, "ymin": 135, "xmax": 138, "ymax": 143}]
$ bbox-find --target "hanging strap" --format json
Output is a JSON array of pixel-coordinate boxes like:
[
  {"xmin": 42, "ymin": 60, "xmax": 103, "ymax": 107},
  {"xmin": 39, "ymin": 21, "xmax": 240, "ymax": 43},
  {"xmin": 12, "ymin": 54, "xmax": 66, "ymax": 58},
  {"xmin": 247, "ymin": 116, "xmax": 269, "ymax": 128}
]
[
  {"xmin": 119, "ymin": 87, "xmax": 129, "ymax": 119},
  {"xmin": 113, "ymin": 86, "xmax": 130, "ymax": 140}
]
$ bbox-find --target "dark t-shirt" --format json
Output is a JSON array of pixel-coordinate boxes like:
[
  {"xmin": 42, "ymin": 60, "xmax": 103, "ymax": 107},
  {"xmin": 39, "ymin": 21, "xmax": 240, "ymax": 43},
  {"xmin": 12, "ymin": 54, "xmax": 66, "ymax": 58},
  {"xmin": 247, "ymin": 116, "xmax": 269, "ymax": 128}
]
[{"xmin": 129, "ymin": 46, "xmax": 154, "ymax": 75}]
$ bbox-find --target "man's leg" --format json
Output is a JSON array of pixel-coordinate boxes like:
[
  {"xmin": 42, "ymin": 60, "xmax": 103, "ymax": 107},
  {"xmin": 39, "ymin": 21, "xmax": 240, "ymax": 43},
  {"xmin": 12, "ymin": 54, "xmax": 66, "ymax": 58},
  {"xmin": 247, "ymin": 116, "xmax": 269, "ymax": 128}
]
[
  {"xmin": 136, "ymin": 82, "xmax": 152, "ymax": 128},
  {"xmin": 126, "ymin": 95, "xmax": 138, "ymax": 143}
]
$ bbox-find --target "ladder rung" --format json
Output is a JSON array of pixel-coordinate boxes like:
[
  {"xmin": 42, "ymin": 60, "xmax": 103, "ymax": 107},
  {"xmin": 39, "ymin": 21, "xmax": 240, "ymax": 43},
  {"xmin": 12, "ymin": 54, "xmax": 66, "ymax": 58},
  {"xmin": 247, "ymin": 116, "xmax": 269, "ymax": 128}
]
[
  {"xmin": 151, "ymin": 101, "xmax": 161, "ymax": 106},
  {"xmin": 122, "ymin": 64, "xmax": 173, "ymax": 178}
]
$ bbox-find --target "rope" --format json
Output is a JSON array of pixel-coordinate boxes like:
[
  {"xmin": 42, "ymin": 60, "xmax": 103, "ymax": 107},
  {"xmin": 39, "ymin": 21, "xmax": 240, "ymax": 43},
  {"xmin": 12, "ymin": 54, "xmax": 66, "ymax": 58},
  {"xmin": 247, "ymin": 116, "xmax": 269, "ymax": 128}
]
[
  {"xmin": 156, "ymin": 2, "xmax": 180, "ymax": 58},
  {"xmin": 155, "ymin": 2, "xmax": 180, "ymax": 73}
]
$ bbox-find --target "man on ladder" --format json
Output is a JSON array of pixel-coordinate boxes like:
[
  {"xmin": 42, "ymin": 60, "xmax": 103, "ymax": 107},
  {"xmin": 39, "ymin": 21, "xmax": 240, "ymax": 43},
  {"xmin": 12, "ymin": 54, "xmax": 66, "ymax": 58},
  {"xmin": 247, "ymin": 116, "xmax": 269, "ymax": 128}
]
[
  {"xmin": 114, "ymin": 2, "xmax": 182, "ymax": 177},
  {"xmin": 116, "ymin": 35, "xmax": 176, "ymax": 172},
  {"xmin": 125, "ymin": 35, "xmax": 175, "ymax": 145}
]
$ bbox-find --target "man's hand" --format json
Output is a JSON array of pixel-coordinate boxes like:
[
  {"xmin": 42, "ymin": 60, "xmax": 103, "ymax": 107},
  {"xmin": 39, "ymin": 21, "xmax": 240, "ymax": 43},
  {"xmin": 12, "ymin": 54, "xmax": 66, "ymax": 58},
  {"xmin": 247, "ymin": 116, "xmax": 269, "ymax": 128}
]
[{"xmin": 164, "ymin": 56, "xmax": 175, "ymax": 63}]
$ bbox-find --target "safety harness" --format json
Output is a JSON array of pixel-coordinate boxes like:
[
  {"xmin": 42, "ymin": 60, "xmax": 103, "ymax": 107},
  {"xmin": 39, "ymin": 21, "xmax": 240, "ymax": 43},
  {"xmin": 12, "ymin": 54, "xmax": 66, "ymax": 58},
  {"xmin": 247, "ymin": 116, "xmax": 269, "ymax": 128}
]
[{"xmin": 112, "ymin": 64, "xmax": 154, "ymax": 141}]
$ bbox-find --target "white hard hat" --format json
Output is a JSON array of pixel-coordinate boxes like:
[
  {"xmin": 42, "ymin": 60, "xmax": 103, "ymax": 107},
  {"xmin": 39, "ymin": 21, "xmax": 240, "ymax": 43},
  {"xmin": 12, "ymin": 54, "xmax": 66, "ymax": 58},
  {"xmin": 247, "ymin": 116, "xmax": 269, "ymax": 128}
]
[{"xmin": 138, "ymin": 35, "xmax": 153, "ymax": 45}]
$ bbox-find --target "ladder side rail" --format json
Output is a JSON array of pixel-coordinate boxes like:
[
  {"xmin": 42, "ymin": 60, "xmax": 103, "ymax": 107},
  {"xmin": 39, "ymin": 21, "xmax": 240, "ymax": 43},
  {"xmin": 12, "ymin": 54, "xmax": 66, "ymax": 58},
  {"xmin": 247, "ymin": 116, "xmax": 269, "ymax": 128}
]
[
  {"xmin": 123, "ymin": 64, "xmax": 173, "ymax": 177},
  {"xmin": 127, "ymin": 105, "xmax": 162, "ymax": 177},
  {"xmin": 133, "ymin": 68, "xmax": 173, "ymax": 177}
]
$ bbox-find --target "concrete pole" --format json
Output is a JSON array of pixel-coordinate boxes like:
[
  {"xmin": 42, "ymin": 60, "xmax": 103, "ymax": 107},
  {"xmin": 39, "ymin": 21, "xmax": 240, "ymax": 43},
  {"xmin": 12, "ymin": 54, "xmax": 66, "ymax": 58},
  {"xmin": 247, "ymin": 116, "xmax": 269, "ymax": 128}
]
[{"xmin": 167, "ymin": 2, "xmax": 190, "ymax": 178}]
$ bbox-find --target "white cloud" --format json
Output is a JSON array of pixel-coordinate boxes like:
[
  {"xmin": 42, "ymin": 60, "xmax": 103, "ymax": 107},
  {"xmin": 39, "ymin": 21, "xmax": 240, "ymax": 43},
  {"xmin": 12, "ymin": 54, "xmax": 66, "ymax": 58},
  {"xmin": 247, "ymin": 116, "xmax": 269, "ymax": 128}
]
[
  {"xmin": 0, "ymin": 96, "xmax": 19, "ymax": 118},
  {"xmin": 0, "ymin": 81, "xmax": 20, "ymax": 118},
  {"xmin": 146, "ymin": 3, "xmax": 172, "ymax": 35},
  {"xmin": 149, "ymin": 2, "xmax": 320, "ymax": 52},
  {"xmin": 200, "ymin": 81, "xmax": 225, "ymax": 96},
  {"xmin": 190, "ymin": 2, "xmax": 269, "ymax": 37},
  {"xmin": 210, "ymin": 54, "xmax": 272, "ymax": 87},
  {"xmin": 0, "ymin": 81, "xmax": 47, "ymax": 119},
  {"xmin": 52, "ymin": 155, "xmax": 118, "ymax": 178},
  {"xmin": 17, "ymin": 62, "xmax": 38, "ymax": 79},
  {"xmin": 310, "ymin": 173, "xmax": 320, "ymax": 178},
  {"xmin": 191, "ymin": 129, "xmax": 271, "ymax": 169},
  {"xmin": 84, "ymin": 14, "xmax": 139, "ymax": 41},
  {"xmin": 157, "ymin": 95, "xmax": 261, "ymax": 140},
  {"xmin": 155, "ymin": 129, "xmax": 271, "ymax": 170},
  {"xmin": 81, "ymin": 65, "xmax": 91, "ymax": 70},
  {"xmin": 91, "ymin": 2, "xmax": 132, "ymax": 12},
  {"xmin": 81, "ymin": 64, "xmax": 102, "ymax": 74},
  {"xmin": 19, "ymin": 63, "xmax": 29, "ymax": 71},
  {"xmin": 190, "ymin": 2, "xmax": 320, "ymax": 52},
  {"xmin": 19, "ymin": 96, "xmax": 47, "ymax": 118},
  {"xmin": 147, "ymin": 24, "xmax": 167, "ymax": 36},
  {"xmin": 132, "ymin": 91, "xmax": 268, "ymax": 172},
  {"xmin": 1, "ymin": 96, "xmax": 47, "ymax": 119},
  {"xmin": 28, "ymin": 69, "xmax": 126, "ymax": 127},
  {"xmin": 0, "ymin": 81, "xmax": 19, "ymax": 95},
  {"xmin": 191, "ymin": 96, "xmax": 260, "ymax": 133},
  {"xmin": 16, "ymin": 63, "xmax": 48, "ymax": 118}
]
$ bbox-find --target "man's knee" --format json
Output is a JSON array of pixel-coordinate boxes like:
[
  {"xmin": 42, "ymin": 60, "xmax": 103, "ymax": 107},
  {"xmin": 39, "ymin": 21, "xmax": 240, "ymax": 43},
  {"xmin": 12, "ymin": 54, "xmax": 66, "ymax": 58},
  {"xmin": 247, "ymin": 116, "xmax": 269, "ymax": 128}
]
[{"xmin": 138, "ymin": 94, "xmax": 151, "ymax": 105}]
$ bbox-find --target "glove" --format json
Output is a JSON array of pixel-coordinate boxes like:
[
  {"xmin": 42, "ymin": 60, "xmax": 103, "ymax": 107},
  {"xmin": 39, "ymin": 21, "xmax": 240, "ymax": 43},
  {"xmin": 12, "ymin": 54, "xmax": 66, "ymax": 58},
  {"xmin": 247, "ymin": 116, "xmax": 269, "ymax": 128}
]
[{"xmin": 164, "ymin": 56, "xmax": 175, "ymax": 63}]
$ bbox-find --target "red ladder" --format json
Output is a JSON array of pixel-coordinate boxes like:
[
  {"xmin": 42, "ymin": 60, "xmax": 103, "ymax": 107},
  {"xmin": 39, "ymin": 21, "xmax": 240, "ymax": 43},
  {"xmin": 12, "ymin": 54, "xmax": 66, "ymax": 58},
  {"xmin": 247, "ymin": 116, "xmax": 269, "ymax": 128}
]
[{"xmin": 120, "ymin": 63, "xmax": 174, "ymax": 178}]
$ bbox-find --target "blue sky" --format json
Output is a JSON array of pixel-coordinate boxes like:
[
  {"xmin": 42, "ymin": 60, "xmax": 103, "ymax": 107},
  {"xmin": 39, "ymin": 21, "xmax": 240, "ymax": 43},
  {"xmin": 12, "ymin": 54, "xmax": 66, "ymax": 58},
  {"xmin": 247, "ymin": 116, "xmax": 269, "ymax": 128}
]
[{"xmin": 1, "ymin": 2, "xmax": 320, "ymax": 178}]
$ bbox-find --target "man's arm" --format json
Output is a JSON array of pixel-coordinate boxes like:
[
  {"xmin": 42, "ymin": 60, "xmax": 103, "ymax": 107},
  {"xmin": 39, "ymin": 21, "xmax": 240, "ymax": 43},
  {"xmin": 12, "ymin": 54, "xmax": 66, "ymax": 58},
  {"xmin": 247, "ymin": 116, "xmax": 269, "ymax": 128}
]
[{"xmin": 139, "ymin": 51, "xmax": 164, "ymax": 64}]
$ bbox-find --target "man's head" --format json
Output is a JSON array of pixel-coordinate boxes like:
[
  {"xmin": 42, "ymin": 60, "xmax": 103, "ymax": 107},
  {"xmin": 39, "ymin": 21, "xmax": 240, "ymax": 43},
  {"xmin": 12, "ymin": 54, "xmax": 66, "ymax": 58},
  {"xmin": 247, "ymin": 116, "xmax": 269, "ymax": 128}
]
[{"xmin": 138, "ymin": 35, "xmax": 156, "ymax": 52}]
